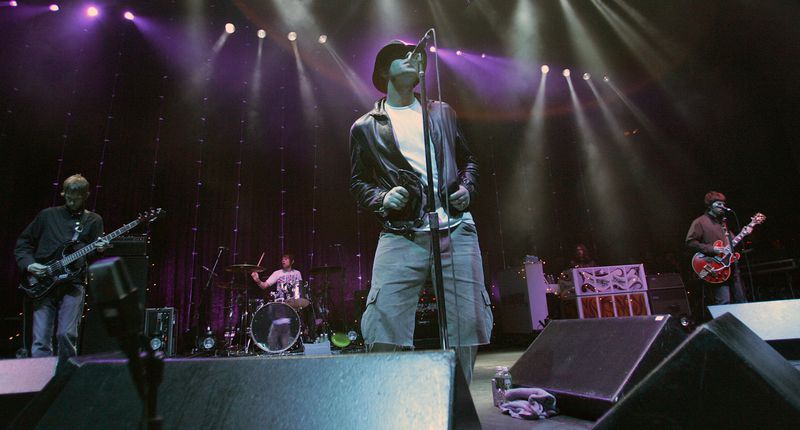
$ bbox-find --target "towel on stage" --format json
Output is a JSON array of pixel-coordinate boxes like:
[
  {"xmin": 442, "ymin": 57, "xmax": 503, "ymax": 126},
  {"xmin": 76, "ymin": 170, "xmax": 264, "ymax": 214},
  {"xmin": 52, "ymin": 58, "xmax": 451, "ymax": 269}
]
[{"xmin": 499, "ymin": 387, "xmax": 558, "ymax": 420}]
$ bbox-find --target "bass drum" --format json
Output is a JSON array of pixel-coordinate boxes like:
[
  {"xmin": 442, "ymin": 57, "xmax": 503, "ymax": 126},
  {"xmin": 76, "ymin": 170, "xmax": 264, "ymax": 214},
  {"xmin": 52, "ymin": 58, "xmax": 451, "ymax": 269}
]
[{"xmin": 249, "ymin": 302, "xmax": 301, "ymax": 353}]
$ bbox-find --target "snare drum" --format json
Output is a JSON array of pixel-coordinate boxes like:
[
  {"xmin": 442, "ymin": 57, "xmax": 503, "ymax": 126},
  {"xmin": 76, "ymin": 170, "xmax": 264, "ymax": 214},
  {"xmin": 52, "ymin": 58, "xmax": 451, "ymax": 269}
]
[{"xmin": 249, "ymin": 302, "xmax": 301, "ymax": 353}]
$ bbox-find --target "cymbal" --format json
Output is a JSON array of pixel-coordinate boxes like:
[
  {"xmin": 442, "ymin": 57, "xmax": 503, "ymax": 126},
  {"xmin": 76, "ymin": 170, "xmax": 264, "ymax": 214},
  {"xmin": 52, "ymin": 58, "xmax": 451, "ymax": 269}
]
[
  {"xmin": 216, "ymin": 281, "xmax": 247, "ymax": 290},
  {"xmin": 225, "ymin": 264, "xmax": 265, "ymax": 273},
  {"xmin": 310, "ymin": 265, "xmax": 343, "ymax": 275}
]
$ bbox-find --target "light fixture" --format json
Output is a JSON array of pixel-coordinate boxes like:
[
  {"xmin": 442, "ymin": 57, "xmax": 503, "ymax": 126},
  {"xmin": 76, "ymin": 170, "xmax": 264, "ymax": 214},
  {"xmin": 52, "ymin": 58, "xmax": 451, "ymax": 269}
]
[
  {"xmin": 225, "ymin": 23, "xmax": 235, "ymax": 34},
  {"xmin": 456, "ymin": 50, "xmax": 463, "ymax": 56},
  {"xmin": 541, "ymin": 65, "xmax": 550, "ymax": 74},
  {"xmin": 582, "ymin": 73, "xmax": 590, "ymax": 80},
  {"xmin": 123, "ymin": 11, "xmax": 134, "ymax": 21},
  {"xmin": 49, "ymin": 4, "xmax": 59, "ymax": 11},
  {"xmin": 287, "ymin": 31, "xmax": 297, "ymax": 41},
  {"xmin": 481, "ymin": 53, "xmax": 486, "ymax": 58},
  {"xmin": 257, "ymin": 29, "xmax": 266, "ymax": 39},
  {"xmin": 603, "ymin": 76, "xmax": 610, "ymax": 82},
  {"xmin": 562, "ymin": 68, "xmax": 571, "ymax": 77},
  {"xmin": 86, "ymin": 5, "xmax": 99, "ymax": 17},
  {"xmin": 318, "ymin": 34, "xmax": 327, "ymax": 44},
  {"xmin": 429, "ymin": 46, "xmax": 436, "ymax": 53}
]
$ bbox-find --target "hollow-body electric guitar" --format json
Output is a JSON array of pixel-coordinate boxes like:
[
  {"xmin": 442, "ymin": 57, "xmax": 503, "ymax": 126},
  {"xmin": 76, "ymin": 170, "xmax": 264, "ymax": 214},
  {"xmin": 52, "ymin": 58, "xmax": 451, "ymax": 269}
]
[
  {"xmin": 691, "ymin": 212, "xmax": 766, "ymax": 284},
  {"xmin": 19, "ymin": 208, "xmax": 163, "ymax": 299}
]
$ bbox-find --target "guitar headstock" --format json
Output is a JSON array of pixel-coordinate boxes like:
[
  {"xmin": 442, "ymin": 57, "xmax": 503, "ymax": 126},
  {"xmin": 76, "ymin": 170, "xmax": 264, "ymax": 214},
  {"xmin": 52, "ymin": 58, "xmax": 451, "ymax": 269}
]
[
  {"xmin": 139, "ymin": 208, "xmax": 164, "ymax": 223},
  {"xmin": 751, "ymin": 213, "xmax": 766, "ymax": 225}
]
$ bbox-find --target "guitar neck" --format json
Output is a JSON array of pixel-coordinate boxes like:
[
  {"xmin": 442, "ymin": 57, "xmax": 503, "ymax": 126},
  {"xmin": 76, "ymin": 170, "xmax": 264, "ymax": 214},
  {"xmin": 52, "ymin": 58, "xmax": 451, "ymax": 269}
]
[
  {"xmin": 730, "ymin": 221, "xmax": 756, "ymax": 249},
  {"xmin": 61, "ymin": 219, "xmax": 141, "ymax": 266}
]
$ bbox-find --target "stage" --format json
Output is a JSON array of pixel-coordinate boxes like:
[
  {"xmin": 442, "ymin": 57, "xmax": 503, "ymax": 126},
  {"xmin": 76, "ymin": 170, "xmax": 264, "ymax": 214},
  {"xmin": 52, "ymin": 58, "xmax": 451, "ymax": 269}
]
[{"xmin": 471, "ymin": 348, "xmax": 594, "ymax": 430}]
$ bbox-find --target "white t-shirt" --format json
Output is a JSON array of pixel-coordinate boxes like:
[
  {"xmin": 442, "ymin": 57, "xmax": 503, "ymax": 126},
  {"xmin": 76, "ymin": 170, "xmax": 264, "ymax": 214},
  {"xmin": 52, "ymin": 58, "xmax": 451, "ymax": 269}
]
[
  {"xmin": 265, "ymin": 268, "xmax": 302, "ymax": 287},
  {"xmin": 384, "ymin": 99, "xmax": 473, "ymax": 230}
]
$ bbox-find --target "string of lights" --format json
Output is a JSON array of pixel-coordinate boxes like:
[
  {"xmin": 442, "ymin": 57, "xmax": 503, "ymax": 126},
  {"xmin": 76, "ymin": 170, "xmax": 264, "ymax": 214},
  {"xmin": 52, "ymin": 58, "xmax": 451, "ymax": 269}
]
[
  {"xmin": 147, "ymin": 75, "xmax": 169, "ymax": 305},
  {"xmin": 488, "ymin": 136, "xmax": 507, "ymax": 268},
  {"xmin": 185, "ymin": 58, "xmax": 211, "ymax": 332},
  {"xmin": 278, "ymin": 67, "xmax": 287, "ymax": 257},
  {"xmin": 91, "ymin": 30, "xmax": 128, "ymax": 212},
  {"xmin": 50, "ymin": 33, "xmax": 87, "ymax": 206},
  {"xmin": 308, "ymin": 103, "xmax": 319, "ymax": 270}
]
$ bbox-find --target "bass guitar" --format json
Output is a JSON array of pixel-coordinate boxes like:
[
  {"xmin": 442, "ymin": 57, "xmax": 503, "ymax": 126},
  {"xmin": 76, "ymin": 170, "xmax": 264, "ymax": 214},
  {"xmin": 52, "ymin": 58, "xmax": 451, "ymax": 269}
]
[
  {"xmin": 19, "ymin": 208, "xmax": 163, "ymax": 299},
  {"xmin": 691, "ymin": 212, "xmax": 766, "ymax": 283}
]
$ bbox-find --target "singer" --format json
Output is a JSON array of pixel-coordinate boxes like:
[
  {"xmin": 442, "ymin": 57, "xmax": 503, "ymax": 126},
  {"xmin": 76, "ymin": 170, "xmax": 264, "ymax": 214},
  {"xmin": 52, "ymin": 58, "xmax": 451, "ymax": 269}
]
[
  {"xmin": 685, "ymin": 191, "xmax": 747, "ymax": 306},
  {"xmin": 349, "ymin": 39, "xmax": 493, "ymax": 384}
]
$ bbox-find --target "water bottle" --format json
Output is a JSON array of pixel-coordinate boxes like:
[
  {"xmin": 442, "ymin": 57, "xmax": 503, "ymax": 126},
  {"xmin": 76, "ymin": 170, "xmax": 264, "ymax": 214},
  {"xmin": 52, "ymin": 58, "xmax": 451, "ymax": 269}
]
[{"xmin": 492, "ymin": 366, "xmax": 513, "ymax": 407}]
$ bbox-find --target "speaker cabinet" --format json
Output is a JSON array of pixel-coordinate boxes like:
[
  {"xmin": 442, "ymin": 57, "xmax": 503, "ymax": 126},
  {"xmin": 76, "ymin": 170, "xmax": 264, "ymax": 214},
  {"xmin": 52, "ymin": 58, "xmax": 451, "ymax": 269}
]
[
  {"xmin": 0, "ymin": 357, "xmax": 56, "ymax": 427},
  {"xmin": 12, "ymin": 350, "xmax": 480, "ymax": 430},
  {"xmin": 509, "ymin": 315, "xmax": 685, "ymax": 419},
  {"xmin": 594, "ymin": 313, "xmax": 800, "ymax": 429},
  {"xmin": 647, "ymin": 273, "xmax": 691, "ymax": 317},
  {"xmin": 708, "ymin": 298, "xmax": 800, "ymax": 359}
]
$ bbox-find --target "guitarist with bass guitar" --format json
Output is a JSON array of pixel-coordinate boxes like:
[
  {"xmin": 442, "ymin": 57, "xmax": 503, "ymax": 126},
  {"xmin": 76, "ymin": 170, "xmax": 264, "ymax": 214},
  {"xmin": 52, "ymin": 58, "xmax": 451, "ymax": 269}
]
[
  {"xmin": 14, "ymin": 174, "xmax": 109, "ymax": 369},
  {"xmin": 686, "ymin": 191, "xmax": 763, "ymax": 307}
]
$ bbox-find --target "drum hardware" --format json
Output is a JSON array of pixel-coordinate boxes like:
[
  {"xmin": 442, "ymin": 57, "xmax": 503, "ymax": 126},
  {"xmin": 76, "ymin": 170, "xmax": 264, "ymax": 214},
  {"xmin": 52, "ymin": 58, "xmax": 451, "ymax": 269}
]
[{"xmin": 249, "ymin": 302, "xmax": 303, "ymax": 354}]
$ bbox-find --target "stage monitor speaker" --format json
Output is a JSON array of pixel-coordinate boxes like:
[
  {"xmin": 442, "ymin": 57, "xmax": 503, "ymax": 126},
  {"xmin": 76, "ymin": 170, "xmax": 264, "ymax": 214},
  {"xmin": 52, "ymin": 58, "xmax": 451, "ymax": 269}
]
[
  {"xmin": 594, "ymin": 313, "xmax": 800, "ymax": 429},
  {"xmin": 80, "ymin": 255, "xmax": 148, "ymax": 356},
  {"xmin": 509, "ymin": 315, "xmax": 686, "ymax": 419},
  {"xmin": 0, "ymin": 357, "xmax": 56, "ymax": 427},
  {"xmin": 12, "ymin": 350, "xmax": 480, "ymax": 430},
  {"xmin": 708, "ymin": 298, "xmax": 800, "ymax": 359}
]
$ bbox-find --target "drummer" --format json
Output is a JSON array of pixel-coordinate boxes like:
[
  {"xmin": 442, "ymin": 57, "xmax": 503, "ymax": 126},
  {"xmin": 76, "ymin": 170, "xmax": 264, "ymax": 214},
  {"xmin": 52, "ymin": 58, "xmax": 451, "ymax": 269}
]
[{"xmin": 251, "ymin": 253, "xmax": 303, "ymax": 291}]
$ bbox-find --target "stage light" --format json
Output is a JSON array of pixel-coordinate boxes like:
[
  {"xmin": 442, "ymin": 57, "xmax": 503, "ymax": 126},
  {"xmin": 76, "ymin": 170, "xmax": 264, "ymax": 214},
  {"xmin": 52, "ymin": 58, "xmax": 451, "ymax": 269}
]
[
  {"xmin": 287, "ymin": 31, "xmax": 297, "ymax": 41},
  {"xmin": 603, "ymin": 76, "xmax": 610, "ymax": 82},
  {"xmin": 49, "ymin": 4, "xmax": 59, "ymax": 11},
  {"xmin": 429, "ymin": 46, "xmax": 436, "ymax": 53},
  {"xmin": 481, "ymin": 53, "xmax": 486, "ymax": 58},
  {"xmin": 318, "ymin": 34, "xmax": 327, "ymax": 44},
  {"xmin": 86, "ymin": 5, "xmax": 99, "ymax": 17},
  {"xmin": 257, "ymin": 29, "xmax": 266, "ymax": 39},
  {"xmin": 225, "ymin": 23, "xmax": 235, "ymax": 34},
  {"xmin": 583, "ymin": 73, "xmax": 591, "ymax": 81},
  {"xmin": 198, "ymin": 327, "xmax": 216, "ymax": 351},
  {"xmin": 9, "ymin": 1, "xmax": 17, "ymax": 6},
  {"xmin": 123, "ymin": 11, "xmax": 134, "ymax": 21},
  {"xmin": 562, "ymin": 68, "xmax": 571, "ymax": 77},
  {"xmin": 541, "ymin": 65, "xmax": 550, "ymax": 74},
  {"xmin": 456, "ymin": 50, "xmax": 463, "ymax": 56}
]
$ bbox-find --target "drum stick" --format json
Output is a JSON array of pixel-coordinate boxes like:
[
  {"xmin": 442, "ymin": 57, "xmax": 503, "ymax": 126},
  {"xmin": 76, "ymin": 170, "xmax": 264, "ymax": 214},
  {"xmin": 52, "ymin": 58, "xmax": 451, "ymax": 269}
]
[{"xmin": 256, "ymin": 252, "xmax": 265, "ymax": 267}]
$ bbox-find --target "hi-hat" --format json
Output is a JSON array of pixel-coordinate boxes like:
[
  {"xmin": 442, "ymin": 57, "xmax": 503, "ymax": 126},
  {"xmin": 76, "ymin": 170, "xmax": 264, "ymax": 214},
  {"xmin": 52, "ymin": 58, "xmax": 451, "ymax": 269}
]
[{"xmin": 225, "ymin": 264, "xmax": 265, "ymax": 273}]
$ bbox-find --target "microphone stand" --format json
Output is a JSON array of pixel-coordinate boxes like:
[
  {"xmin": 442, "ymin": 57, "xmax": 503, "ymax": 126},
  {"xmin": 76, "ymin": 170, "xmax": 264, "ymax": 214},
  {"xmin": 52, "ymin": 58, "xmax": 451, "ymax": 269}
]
[{"xmin": 415, "ymin": 30, "xmax": 450, "ymax": 350}]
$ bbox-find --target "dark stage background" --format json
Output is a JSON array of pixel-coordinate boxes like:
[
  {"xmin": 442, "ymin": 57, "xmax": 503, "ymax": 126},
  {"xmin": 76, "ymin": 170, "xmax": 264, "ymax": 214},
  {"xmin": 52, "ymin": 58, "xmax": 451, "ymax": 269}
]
[{"xmin": 2, "ymin": 0, "xmax": 799, "ymax": 353}]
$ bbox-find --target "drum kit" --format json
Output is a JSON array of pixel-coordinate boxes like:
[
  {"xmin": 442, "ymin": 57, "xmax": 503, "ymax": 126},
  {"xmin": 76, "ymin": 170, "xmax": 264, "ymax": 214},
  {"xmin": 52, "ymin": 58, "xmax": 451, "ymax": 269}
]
[{"xmin": 215, "ymin": 263, "xmax": 342, "ymax": 355}]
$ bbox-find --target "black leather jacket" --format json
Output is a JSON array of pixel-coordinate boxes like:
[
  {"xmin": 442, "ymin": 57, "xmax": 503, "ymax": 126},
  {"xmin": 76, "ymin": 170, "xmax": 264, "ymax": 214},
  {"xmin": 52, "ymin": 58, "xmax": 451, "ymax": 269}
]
[{"xmin": 349, "ymin": 97, "xmax": 478, "ymax": 230}]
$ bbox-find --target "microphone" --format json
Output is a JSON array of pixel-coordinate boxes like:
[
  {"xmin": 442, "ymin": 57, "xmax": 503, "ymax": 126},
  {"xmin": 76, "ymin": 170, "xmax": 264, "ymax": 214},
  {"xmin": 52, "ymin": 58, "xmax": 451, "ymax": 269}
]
[
  {"xmin": 409, "ymin": 28, "xmax": 434, "ymax": 63},
  {"xmin": 718, "ymin": 203, "xmax": 732, "ymax": 212},
  {"xmin": 89, "ymin": 257, "xmax": 145, "ymax": 398}
]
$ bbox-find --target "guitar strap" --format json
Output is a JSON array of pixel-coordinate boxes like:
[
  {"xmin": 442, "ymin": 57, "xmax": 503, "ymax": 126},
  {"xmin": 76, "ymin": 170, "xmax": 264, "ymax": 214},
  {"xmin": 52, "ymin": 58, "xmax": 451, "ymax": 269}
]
[{"xmin": 71, "ymin": 210, "xmax": 88, "ymax": 242}]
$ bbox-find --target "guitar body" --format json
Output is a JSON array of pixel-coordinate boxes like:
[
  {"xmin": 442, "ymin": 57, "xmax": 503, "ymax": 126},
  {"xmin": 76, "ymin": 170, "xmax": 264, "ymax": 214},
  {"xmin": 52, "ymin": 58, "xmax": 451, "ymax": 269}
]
[
  {"xmin": 19, "ymin": 241, "xmax": 85, "ymax": 299},
  {"xmin": 691, "ymin": 240, "xmax": 740, "ymax": 284}
]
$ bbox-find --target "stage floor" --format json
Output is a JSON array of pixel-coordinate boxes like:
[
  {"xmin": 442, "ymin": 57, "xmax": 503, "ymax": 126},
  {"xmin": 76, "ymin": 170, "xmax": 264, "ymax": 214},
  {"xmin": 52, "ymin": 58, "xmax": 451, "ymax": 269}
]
[{"xmin": 471, "ymin": 348, "xmax": 594, "ymax": 430}]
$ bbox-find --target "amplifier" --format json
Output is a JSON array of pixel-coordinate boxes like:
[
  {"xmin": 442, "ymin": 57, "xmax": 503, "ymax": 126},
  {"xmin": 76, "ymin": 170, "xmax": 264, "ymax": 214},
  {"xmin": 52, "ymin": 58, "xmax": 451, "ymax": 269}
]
[
  {"xmin": 109, "ymin": 234, "xmax": 148, "ymax": 256},
  {"xmin": 144, "ymin": 308, "xmax": 176, "ymax": 356}
]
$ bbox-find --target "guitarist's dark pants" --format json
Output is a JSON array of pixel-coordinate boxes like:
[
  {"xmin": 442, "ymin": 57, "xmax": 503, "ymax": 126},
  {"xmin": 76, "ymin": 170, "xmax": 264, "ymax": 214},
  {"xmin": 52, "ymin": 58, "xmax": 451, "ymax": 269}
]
[{"xmin": 31, "ymin": 283, "xmax": 85, "ymax": 369}]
